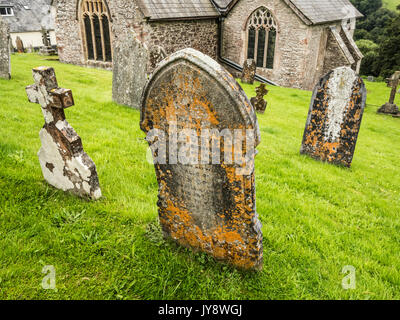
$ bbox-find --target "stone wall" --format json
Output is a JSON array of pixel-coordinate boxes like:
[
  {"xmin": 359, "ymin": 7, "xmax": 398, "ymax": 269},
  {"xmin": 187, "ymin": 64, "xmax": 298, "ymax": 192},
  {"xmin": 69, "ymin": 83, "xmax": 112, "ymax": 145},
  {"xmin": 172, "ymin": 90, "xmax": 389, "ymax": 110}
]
[
  {"xmin": 322, "ymin": 29, "xmax": 351, "ymax": 76},
  {"xmin": 55, "ymin": 0, "xmax": 218, "ymax": 69},
  {"xmin": 0, "ymin": 17, "xmax": 11, "ymax": 79},
  {"xmin": 143, "ymin": 19, "xmax": 218, "ymax": 61}
]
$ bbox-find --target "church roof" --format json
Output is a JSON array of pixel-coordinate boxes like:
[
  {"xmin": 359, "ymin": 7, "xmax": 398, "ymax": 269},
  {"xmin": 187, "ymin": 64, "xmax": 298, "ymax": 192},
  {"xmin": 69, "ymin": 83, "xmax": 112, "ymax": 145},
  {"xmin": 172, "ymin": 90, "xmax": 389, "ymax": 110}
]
[
  {"xmin": 287, "ymin": 0, "xmax": 363, "ymax": 25},
  {"xmin": 212, "ymin": 0, "xmax": 362, "ymax": 24},
  {"xmin": 137, "ymin": 0, "xmax": 220, "ymax": 21},
  {"xmin": 0, "ymin": 0, "xmax": 54, "ymax": 33}
]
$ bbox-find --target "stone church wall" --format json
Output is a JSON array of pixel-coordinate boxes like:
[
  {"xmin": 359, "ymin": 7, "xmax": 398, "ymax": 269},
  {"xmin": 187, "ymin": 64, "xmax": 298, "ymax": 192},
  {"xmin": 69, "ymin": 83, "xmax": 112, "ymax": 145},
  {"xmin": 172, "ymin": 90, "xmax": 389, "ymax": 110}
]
[
  {"xmin": 222, "ymin": 0, "xmax": 349, "ymax": 90},
  {"xmin": 55, "ymin": 0, "xmax": 218, "ymax": 69},
  {"xmin": 143, "ymin": 19, "xmax": 218, "ymax": 62}
]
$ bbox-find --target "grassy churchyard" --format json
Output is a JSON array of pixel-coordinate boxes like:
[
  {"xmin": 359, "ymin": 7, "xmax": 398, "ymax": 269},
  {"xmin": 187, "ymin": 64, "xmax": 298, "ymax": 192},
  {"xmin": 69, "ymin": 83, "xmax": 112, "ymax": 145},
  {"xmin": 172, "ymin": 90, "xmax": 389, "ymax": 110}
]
[{"xmin": 0, "ymin": 54, "xmax": 399, "ymax": 300}]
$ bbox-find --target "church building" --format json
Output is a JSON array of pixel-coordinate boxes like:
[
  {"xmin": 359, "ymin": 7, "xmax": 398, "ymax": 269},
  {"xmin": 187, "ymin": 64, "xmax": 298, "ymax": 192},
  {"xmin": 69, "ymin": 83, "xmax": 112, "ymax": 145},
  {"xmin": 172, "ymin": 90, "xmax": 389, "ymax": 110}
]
[{"xmin": 52, "ymin": 0, "xmax": 363, "ymax": 90}]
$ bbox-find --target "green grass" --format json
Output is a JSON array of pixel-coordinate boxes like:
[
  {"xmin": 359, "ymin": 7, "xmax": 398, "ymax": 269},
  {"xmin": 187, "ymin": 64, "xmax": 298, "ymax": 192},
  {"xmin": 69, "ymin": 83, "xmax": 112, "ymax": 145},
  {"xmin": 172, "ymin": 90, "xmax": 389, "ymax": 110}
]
[
  {"xmin": 383, "ymin": 0, "xmax": 399, "ymax": 11},
  {"xmin": 0, "ymin": 54, "xmax": 399, "ymax": 300}
]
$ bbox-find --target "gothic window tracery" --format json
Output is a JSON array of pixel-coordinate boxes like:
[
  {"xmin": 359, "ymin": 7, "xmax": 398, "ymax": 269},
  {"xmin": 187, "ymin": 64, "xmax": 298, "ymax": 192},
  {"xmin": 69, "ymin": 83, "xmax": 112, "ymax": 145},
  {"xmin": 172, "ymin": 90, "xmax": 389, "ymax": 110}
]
[
  {"xmin": 79, "ymin": 0, "xmax": 112, "ymax": 62},
  {"xmin": 246, "ymin": 7, "xmax": 277, "ymax": 69}
]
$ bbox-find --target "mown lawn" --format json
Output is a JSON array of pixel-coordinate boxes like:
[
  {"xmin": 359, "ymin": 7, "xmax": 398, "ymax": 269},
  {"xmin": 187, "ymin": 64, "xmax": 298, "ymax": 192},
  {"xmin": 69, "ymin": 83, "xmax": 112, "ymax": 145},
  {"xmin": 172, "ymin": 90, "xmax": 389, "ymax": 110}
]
[{"xmin": 0, "ymin": 54, "xmax": 399, "ymax": 300}]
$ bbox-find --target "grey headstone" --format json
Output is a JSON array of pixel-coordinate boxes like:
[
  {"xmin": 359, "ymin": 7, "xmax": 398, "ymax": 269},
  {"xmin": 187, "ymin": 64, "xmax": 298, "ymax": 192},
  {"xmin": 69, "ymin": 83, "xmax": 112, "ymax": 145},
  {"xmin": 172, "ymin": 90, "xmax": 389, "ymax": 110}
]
[
  {"xmin": 112, "ymin": 38, "xmax": 149, "ymax": 109},
  {"xmin": 301, "ymin": 67, "xmax": 367, "ymax": 167},
  {"xmin": 140, "ymin": 48, "xmax": 263, "ymax": 270},
  {"xmin": 0, "ymin": 17, "xmax": 11, "ymax": 80}
]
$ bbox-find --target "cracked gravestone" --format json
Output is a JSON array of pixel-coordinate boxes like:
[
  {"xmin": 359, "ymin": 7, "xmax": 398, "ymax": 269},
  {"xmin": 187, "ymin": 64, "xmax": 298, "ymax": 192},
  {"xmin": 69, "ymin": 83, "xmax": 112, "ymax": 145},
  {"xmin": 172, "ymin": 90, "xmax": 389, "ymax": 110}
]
[
  {"xmin": 300, "ymin": 66, "xmax": 366, "ymax": 168},
  {"xmin": 250, "ymin": 83, "xmax": 268, "ymax": 113},
  {"xmin": 378, "ymin": 71, "xmax": 400, "ymax": 116},
  {"xmin": 140, "ymin": 48, "xmax": 263, "ymax": 270},
  {"xmin": 241, "ymin": 59, "xmax": 256, "ymax": 85},
  {"xmin": 0, "ymin": 16, "xmax": 10, "ymax": 79},
  {"xmin": 26, "ymin": 67, "xmax": 102, "ymax": 200}
]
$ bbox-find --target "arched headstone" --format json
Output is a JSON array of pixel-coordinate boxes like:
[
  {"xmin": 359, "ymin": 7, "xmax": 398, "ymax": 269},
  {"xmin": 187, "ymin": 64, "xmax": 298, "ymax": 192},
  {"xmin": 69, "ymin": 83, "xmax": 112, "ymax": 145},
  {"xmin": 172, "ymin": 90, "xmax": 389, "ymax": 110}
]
[
  {"xmin": 301, "ymin": 67, "xmax": 366, "ymax": 167},
  {"xmin": 141, "ymin": 48, "xmax": 263, "ymax": 270}
]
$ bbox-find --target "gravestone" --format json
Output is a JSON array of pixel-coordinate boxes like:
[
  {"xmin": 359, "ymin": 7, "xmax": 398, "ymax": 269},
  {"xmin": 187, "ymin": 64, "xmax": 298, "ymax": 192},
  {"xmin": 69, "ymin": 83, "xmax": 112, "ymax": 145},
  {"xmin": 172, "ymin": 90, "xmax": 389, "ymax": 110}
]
[
  {"xmin": 26, "ymin": 67, "xmax": 102, "ymax": 200},
  {"xmin": 141, "ymin": 48, "xmax": 263, "ymax": 270},
  {"xmin": 112, "ymin": 38, "xmax": 149, "ymax": 108},
  {"xmin": 16, "ymin": 36, "xmax": 24, "ymax": 53},
  {"xmin": 148, "ymin": 45, "xmax": 167, "ymax": 72},
  {"xmin": 241, "ymin": 59, "xmax": 256, "ymax": 84},
  {"xmin": 39, "ymin": 29, "xmax": 56, "ymax": 56},
  {"xmin": 378, "ymin": 71, "xmax": 400, "ymax": 116},
  {"xmin": 0, "ymin": 16, "xmax": 10, "ymax": 79},
  {"xmin": 250, "ymin": 83, "xmax": 268, "ymax": 113},
  {"xmin": 301, "ymin": 66, "xmax": 366, "ymax": 167},
  {"xmin": 367, "ymin": 76, "xmax": 375, "ymax": 82}
]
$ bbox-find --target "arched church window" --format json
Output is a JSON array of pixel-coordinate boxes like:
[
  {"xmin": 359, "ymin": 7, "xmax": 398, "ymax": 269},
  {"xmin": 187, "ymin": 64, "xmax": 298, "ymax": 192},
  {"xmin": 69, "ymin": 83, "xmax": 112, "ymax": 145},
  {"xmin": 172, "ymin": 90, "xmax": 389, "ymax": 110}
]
[
  {"xmin": 80, "ymin": 0, "xmax": 112, "ymax": 62},
  {"xmin": 246, "ymin": 7, "xmax": 277, "ymax": 69}
]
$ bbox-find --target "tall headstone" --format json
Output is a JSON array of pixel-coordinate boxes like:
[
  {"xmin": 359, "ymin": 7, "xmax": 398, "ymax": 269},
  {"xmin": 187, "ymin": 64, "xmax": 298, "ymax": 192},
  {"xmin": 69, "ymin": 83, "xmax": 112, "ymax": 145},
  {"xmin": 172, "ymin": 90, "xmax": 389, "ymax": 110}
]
[
  {"xmin": 301, "ymin": 66, "xmax": 366, "ymax": 167},
  {"xmin": 141, "ymin": 48, "xmax": 263, "ymax": 270},
  {"xmin": 0, "ymin": 16, "xmax": 11, "ymax": 80},
  {"xmin": 26, "ymin": 67, "xmax": 102, "ymax": 200},
  {"xmin": 378, "ymin": 71, "xmax": 400, "ymax": 116},
  {"xmin": 241, "ymin": 59, "xmax": 256, "ymax": 84},
  {"xmin": 112, "ymin": 36, "xmax": 167, "ymax": 109},
  {"xmin": 16, "ymin": 36, "xmax": 24, "ymax": 53},
  {"xmin": 250, "ymin": 83, "xmax": 269, "ymax": 113}
]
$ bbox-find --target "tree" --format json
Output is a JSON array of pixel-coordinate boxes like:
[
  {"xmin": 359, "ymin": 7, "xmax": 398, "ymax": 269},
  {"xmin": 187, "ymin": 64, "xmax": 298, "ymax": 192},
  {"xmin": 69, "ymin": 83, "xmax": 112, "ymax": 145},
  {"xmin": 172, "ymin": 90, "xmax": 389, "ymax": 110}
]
[
  {"xmin": 350, "ymin": 0, "xmax": 382, "ymax": 15},
  {"xmin": 374, "ymin": 6, "xmax": 400, "ymax": 78}
]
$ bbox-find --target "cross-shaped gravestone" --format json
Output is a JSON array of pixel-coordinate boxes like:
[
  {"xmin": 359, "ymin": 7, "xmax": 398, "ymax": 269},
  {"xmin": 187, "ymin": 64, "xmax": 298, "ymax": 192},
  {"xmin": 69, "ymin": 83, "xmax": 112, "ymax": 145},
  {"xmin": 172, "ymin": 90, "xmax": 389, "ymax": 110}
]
[
  {"xmin": 250, "ymin": 83, "xmax": 269, "ymax": 113},
  {"xmin": 378, "ymin": 71, "xmax": 400, "ymax": 116},
  {"xmin": 26, "ymin": 66, "xmax": 102, "ymax": 199}
]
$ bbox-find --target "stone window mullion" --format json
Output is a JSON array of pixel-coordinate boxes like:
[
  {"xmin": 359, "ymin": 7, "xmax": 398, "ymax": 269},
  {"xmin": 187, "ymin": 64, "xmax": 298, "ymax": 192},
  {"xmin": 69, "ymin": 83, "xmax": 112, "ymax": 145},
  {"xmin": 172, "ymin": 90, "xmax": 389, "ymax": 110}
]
[
  {"xmin": 89, "ymin": 15, "xmax": 97, "ymax": 60},
  {"xmin": 263, "ymin": 28, "xmax": 269, "ymax": 68},
  {"xmin": 254, "ymin": 28, "xmax": 259, "ymax": 66},
  {"xmin": 99, "ymin": 16, "xmax": 106, "ymax": 62}
]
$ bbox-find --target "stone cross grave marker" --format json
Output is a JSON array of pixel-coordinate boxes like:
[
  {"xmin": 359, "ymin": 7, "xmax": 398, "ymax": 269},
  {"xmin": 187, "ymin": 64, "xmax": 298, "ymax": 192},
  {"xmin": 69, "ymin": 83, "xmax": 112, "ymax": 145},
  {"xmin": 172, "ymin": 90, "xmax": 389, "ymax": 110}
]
[
  {"xmin": 300, "ymin": 66, "xmax": 366, "ymax": 168},
  {"xmin": 378, "ymin": 71, "xmax": 400, "ymax": 116},
  {"xmin": 241, "ymin": 59, "xmax": 256, "ymax": 85},
  {"xmin": 26, "ymin": 67, "xmax": 102, "ymax": 200},
  {"xmin": 250, "ymin": 83, "xmax": 269, "ymax": 113},
  {"xmin": 39, "ymin": 28, "xmax": 56, "ymax": 56},
  {"xmin": 0, "ymin": 16, "xmax": 10, "ymax": 79},
  {"xmin": 141, "ymin": 48, "xmax": 263, "ymax": 270}
]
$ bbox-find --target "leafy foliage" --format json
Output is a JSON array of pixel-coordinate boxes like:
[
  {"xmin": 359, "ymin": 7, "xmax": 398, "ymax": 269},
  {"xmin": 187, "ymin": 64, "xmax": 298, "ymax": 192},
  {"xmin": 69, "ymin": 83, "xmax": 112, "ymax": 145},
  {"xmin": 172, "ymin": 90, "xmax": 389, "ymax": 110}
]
[{"xmin": 351, "ymin": 0, "xmax": 400, "ymax": 77}]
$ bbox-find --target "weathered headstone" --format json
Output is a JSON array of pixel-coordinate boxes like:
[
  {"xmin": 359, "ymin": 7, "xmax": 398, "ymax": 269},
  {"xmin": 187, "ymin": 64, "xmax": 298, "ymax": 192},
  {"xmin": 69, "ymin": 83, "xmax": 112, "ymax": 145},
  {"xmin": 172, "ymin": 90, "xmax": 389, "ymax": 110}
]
[
  {"xmin": 16, "ymin": 36, "xmax": 24, "ymax": 53},
  {"xmin": 367, "ymin": 76, "xmax": 375, "ymax": 82},
  {"xmin": 141, "ymin": 48, "xmax": 263, "ymax": 270},
  {"xmin": 0, "ymin": 16, "xmax": 10, "ymax": 80},
  {"xmin": 378, "ymin": 71, "xmax": 400, "ymax": 116},
  {"xmin": 26, "ymin": 67, "xmax": 102, "ymax": 200},
  {"xmin": 148, "ymin": 45, "xmax": 167, "ymax": 72},
  {"xmin": 301, "ymin": 66, "xmax": 366, "ymax": 167},
  {"xmin": 250, "ymin": 83, "xmax": 268, "ymax": 113},
  {"xmin": 112, "ymin": 38, "xmax": 149, "ymax": 109},
  {"xmin": 241, "ymin": 59, "xmax": 256, "ymax": 84}
]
